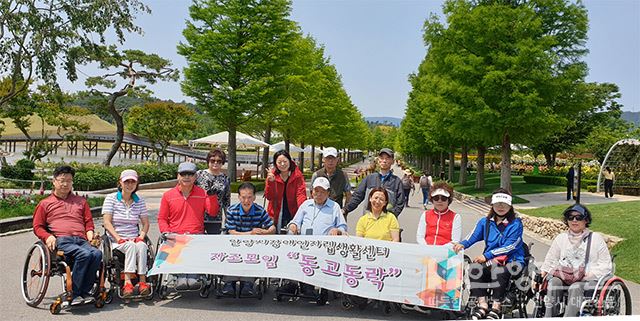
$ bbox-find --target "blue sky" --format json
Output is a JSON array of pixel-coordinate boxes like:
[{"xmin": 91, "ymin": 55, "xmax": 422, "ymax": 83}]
[{"xmin": 59, "ymin": 0, "xmax": 640, "ymax": 118}]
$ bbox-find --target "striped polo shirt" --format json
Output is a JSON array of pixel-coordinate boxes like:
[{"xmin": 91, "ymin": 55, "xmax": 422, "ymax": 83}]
[
  {"xmin": 102, "ymin": 191, "xmax": 148, "ymax": 240},
  {"xmin": 225, "ymin": 203, "xmax": 273, "ymax": 233}
]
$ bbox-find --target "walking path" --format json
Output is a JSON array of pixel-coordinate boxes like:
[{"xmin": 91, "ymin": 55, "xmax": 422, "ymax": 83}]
[{"xmin": 1, "ymin": 158, "xmax": 637, "ymax": 318}]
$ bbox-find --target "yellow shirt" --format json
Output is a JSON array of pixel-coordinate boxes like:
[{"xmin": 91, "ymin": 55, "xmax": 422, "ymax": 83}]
[{"xmin": 356, "ymin": 211, "xmax": 400, "ymax": 241}]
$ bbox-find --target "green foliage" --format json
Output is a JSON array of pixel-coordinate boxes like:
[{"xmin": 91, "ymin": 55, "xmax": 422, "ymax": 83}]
[
  {"xmin": 126, "ymin": 101, "xmax": 196, "ymax": 164},
  {"xmin": 0, "ymin": 0, "xmax": 149, "ymax": 107},
  {"xmin": 0, "ymin": 193, "xmax": 104, "ymax": 220},
  {"xmin": 230, "ymin": 181, "xmax": 265, "ymax": 193},
  {"xmin": 0, "ymin": 158, "xmax": 35, "ymax": 180},
  {"xmin": 522, "ymin": 174, "xmax": 595, "ymax": 189},
  {"xmin": 71, "ymin": 163, "xmax": 179, "ymax": 191}
]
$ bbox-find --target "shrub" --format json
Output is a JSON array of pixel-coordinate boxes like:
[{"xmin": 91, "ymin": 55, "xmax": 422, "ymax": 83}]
[
  {"xmin": 230, "ymin": 180, "xmax": 265, "ymax": 193},
  {"xmin": 0, "ymin": 158, "xmax": 35, "ymax": 180},
  {"xmin": 587, "ymin": 185, "xmax": 597, "ymax": 193},
  {"xmin": 523, "ymin": 175, "xmax": 596, "ymax": 189}
]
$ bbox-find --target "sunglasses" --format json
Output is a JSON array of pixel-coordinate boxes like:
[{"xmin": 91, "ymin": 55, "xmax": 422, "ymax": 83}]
[
  {"xmin": 209, "ymin": 159, "xmax": 223, "ymax": 164},
  {"xmin": 432, "ymin": 195, "xmax": 449, "ymax": 202},
  {"xmin": 179, "ymin": 172, "xmax": 195, "ymax": 177},
  {"xmin": 566, "ymin": 214, "xmax": 586, "ymax": 221}
]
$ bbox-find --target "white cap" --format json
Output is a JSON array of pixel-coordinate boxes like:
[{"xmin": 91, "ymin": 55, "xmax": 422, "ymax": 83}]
[
  {"xmin": 312, "ymin": 177, "xmax": 331, "ymax": 190},
  {"xmin": 119, "ymin": 169, "xmax": 138, "ymax": 182},
  {"xmin": 430, "ymin": 188, "xmax": 450, "ymax": 198},
  {"xmin": 491, "ymin": 193, "xmax": 512, "ymax": 206},
  {"xmin": 322, "ymin": 147, "xmax": 338, "ymax": 158}
]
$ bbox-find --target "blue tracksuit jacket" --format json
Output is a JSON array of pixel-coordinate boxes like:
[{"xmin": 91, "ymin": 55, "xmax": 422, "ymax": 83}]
[{"xmin": 460, "ymin": 217, "xmax": 526, "ymax": 264}]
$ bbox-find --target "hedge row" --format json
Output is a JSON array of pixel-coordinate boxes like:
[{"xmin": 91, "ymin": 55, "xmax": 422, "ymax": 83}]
[
  {"xmin": 523, "ymin": 175, "xmax": 596, "ymax": 189},
  {"xmin": 230, "ymin": 181, "xmax": 265, "ymax": 193}
]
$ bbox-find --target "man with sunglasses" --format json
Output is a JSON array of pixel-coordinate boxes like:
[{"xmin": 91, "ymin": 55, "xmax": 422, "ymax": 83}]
[
  {"xmin": 158, "ymin": 162, "xmax": 219, "ymax": 289},
  {"xmin": 343, "ymin": 148, "xmax": 405, "ymax": 219}
]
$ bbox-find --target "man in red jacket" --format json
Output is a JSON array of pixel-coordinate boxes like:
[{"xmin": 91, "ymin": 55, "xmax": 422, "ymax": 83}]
[
  {"xmin": 157, "ymin": 161, "xmax": 218, "ymax": 290},
  {"xmin": 32, "ymin": 165, "xmax": 102, "ymax": 306}
]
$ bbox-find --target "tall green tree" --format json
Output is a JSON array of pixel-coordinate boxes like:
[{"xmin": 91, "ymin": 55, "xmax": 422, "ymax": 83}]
[
  {"xmin": 178, "ymin": 0, "xmax": 297, "ymax": 181},
  {"xmin": 413, "ymin": 0, "xmax": 590, "ymax": 191},
  {"xmin": 75, "ymin": 45, "xmax": 179, "ymax": 166},
  {"xmin": 0, "ymin": 0, "xmax": 149, "ymax": 108},
  {"xmin": 126, "ymin": 101, "xmax": 195, "ymax": 164}
]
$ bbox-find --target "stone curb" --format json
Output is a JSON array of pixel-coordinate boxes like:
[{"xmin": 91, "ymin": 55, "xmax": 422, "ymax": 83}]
[
  {"xmin": 0, "ymin": 206, "xmax": 102, "ymax": 236},
  {"xmin": 454, "ymin": 191, "xmax": 623, "ymax": 249}
]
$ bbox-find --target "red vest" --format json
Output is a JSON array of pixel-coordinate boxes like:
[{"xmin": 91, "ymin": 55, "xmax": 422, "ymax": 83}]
[{"xmin": 424, "ymin": 208, "xmax": 455, "ymax": 245}]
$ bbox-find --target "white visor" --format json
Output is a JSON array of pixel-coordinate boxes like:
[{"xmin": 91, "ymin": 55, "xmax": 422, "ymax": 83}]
[
  {"xmin": 430, "ymin": 188, "xmax": 450, "ymax": 198},
  {"xmin": 491, "ymin": 193, "xmax": 512, "ymax": 206}
]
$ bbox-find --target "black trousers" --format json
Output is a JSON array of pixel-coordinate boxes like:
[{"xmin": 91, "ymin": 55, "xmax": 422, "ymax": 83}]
[
  {"xmin": 566, "ymin": 184, "xmax": 573, "ymax": 200},
  {"xmin": 604, "ymin": 179, "xmax": 614, "ymax": 198},
  {"xmin": 469, "ymin": 262, "xmax": 523, "ymax": 302}
]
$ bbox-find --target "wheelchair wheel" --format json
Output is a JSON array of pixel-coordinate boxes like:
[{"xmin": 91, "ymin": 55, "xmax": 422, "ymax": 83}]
[
  {"xmin": 21, "ymin": 241, "xmax": 51, "ymax": 307},
  {"xmin": 598, "ymin": 279, "xmax": 632, "ymax": 316},
  {"xmin": 382, "ymin": 302, "xmax": 393, "ymax": 315}
]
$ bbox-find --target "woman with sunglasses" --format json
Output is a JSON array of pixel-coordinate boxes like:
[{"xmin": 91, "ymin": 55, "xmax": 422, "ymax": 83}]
[
  {"xmin": 416, "ymin": 181, "xmax": 461, "ymax": 246},
  {"xmin": 195, "ymin": 148, "xmax": 231, "ymax": 220},
  {"xmin": 539, "ymin": 204, "xmax": 612, "ymax": 317},
  {"xmin": 265, "ymin": 150, "xmax": 308, "ymax": 232},
  {"xmin": 452, "ymin": 188, "xmax": 525, "ymax": 320}
]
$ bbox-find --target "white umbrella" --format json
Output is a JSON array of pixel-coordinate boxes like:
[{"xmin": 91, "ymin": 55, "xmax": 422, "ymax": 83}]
[
  {"xmin": 302, "ymin": 145, "xmax": 323, "ymax": 154},
  {"xmin": 190, "ymin": 131, "xmax": 269, "ymax": 148},
  {"xmin": 269, "ymin": 141, "xmax": 304, "ymax": 153}
]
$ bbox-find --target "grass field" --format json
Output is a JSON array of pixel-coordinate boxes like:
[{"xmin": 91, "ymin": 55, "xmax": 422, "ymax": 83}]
[
  {"xmin": 520, "ymin": 201, "xmax": 640, "ymax": 283},
  {"xmin": 451, "ymin": 171, "xmax": 566, "ymax": 203}
]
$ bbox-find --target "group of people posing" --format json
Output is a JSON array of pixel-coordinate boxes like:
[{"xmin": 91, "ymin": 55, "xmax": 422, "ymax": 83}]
[{"xmin": 32, "ymin": 147, "xmax": 613, "ymax": 318}]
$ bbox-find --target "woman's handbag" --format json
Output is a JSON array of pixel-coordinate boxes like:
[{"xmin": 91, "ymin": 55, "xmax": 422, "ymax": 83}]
[{"xmin": 552, "ymin": 232, "xmax": 592, "ymax": 285}]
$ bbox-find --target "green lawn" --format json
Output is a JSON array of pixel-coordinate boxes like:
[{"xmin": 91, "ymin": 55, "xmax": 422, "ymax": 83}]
[
  {"xmin": 520, "ymin": 201, "xmax": 640, "ymax": 283},
  {"xmin": 0, "ymin": 196, "xmax": 105, "ymax": 220},
  {"xmin": 452, "ymin": 171, "xmax": 566, "ymax": 203}
]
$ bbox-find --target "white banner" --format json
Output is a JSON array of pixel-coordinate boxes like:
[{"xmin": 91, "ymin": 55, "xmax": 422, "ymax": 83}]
[{"xmin": 149, "ymin": 234, "xmax": 464, "ymax": 310}]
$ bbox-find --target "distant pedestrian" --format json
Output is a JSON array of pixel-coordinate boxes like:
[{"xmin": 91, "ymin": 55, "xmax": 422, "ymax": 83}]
[
  {"xmin": 603, "ymin": 167, "xmax": 615, "ymax": 198},
  {"xmin": 401, "ymin": 169, "xmax": 415, "ymax": 207},
  {"xmin": 565, "ymin": 167, "xmax": 575, "ymax": 201},
  {"xmin": 419, "ymin": 173, "xmax": 432, "ymax": 208},
  {"xmin": 466, "ymin": 162, "xmax": 472, "ymax": 175}
]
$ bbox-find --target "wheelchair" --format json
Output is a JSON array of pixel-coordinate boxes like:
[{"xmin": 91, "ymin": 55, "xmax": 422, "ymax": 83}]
[
  {"xmin": 154, "ymin": 233, "xmax": 214, "ymax": 299},
  {"xmin": 531, "ymin": 254, "xmax": 632, "ymax": 317},
  {"xmin": 100, "ymin": 232, "xmax": 156, "ymax": 303},
  {"xmin": 461, "ymin": 242, "xmax": 536, "ymax": 319},
  {"xmin": 274, "ymin": 279, "xmax": 330, "ymax": 305},
  {"xmin": 21, "ymin": 240, "xmax": 107, "ymax": 314}
]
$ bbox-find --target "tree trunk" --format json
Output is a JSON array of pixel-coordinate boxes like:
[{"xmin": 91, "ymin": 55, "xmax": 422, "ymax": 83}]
[
  {"xmin": 448, "ymin": 146, "xmax": 455, "ymax": 182},
  {"xmin": 298, "ymin": 142, "xmax": 305, "ymax": 172},
  {"xmin": 103, "ymin": 92, "xmax": 126, "ymax": 166},
  {"xmin": 310, "ymin": 145, "xmax": 316, "ymax": 171},
  {"xmin": 284, "ymin": 135, "xmax": 290, "ymax": 154},
  {"xmin": 261, "ymin": 124, "xmax": 271, "ymax": 178},
  {"xmin": 500, "ymin": 132, "xmax": 512, "ymax": 192},
  {"xmin": 459, "ymin": 144, "xmax": 468, "ymax": 185},
  {"xmin": 544, "ymin": 151, "xmax": 556, "ymax": 168},
  {"xmin": 228, "ymin": 125, "xmax": 237, "ymax": 182},
  {"xmin": 475, "ymin": 146, "xmax": 486, "ymax": 189}
]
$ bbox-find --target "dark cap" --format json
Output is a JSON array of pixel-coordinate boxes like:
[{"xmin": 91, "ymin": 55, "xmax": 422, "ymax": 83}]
[{"xmin": 378, "ymin": 148, "xmax": 394, "ymax": 158}]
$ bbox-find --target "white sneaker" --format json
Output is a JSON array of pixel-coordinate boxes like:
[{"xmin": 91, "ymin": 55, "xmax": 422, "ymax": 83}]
[{"xmin": 71, "ymin": 296, "xmax": 85, "ymax": 306}]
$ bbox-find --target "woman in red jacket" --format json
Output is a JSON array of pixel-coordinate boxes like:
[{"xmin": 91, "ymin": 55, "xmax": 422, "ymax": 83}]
[{"xmin": 265, "ymin": 150, "xmax": 307, "ymax": 232}]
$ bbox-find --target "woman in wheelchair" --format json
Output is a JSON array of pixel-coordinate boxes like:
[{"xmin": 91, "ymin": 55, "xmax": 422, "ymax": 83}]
[
  {"xmin": 538, "ymin": 203, "xmax": 612, "ymax": 317},
  {"xmin": 355, "ymin": 187, "xmax": 400, "ymax": 242},
  {"xmin": 102, "ymin": 169, "xmax": 151, "ymax": 298},
  {"xmin": 453, "ymin": 188, "xmax": 526, "ymax": 320},
  {"xmin": 416, "ymin": 182, "xmax": 461, "ymax": 246}
]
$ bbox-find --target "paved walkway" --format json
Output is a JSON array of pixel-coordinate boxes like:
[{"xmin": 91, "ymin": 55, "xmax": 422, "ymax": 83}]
[{"xmin": 2, "ymin": 159, "xmax": 637, "ymax": 318}]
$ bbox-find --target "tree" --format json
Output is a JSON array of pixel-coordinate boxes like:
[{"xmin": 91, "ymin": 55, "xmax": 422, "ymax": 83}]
[
  {"xmin": 76, "ymin": 46, "xmax": 179, "ymax": 166},
  {"xmin": 126, "ymin": 102, "xmax": 195, "ymax": 164},
  {"xmin": 0, "ymin": 79, "xmax": 90, "ymax": 161},
  {"xmin": 0, "ymin": 0, "xmax": 149, "ymax": 108},
  {"xmin": 178, "ymin": 0, "xmax": 297, "ymax": 182},
  {"xmin": 413, "ymin": 0, "xmax": 590, "ymax": 191}
]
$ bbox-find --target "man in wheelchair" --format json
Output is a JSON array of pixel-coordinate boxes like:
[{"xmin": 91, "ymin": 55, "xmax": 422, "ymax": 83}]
[
  {"xmin": 219, "ymin": 182, "xmax": 275, "ymax": 297},
  {"xmin": 32, "ymin": 165, "xmax": 103, "ymax": 306},
  {"xmin": 158, "ymin": 161, "xmax": 219, "ymax": 291},
  {"xmin": 537, "ymin": 204, "xmax": 613, "ymax": 317}
]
